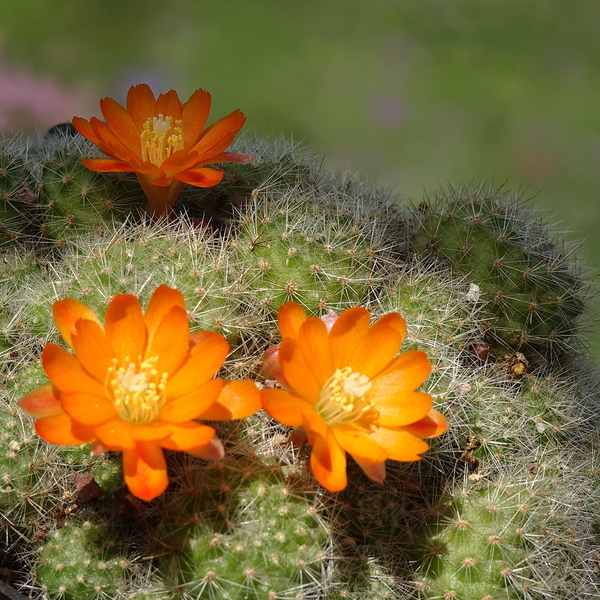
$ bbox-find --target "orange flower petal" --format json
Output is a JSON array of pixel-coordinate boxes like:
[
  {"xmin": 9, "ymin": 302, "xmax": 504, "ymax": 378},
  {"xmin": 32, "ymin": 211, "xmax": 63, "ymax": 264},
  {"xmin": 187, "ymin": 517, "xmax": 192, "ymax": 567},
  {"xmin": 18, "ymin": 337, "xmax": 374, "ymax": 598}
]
[
  {"xmin": 155, "ymin": 89, "xmax": 182, "ymax": 121},
  {"xmin": 189, "ymin": 330, "xmax": 216, "ymax": 347},
  {"xmin": 159, "ymin": 378, "xmax": 224, "ymax": 422},
  {"xmin": 100, "ymin": 96, "xmax": 143, "ymax": 158},
  {"xmin": 402, "ymin": 408, "xmax": 449, "ymax": 438},
  {"xmin": 71, "ymin": 319, "xmax": 115, "ymax": 383},
  {"xmin": 260, "ymin": 388, "xmax": 311, "ymax": 426},
  {"xmin": 166, "ymin": 332, "xmax": 229, "ymax": 399},
  {"xmin": 42, "ymin": 344, "xmax": 106, "ymax": 397},
  {"xmin": 90, "ymin": 117, "xmax": 137, "ymax": 163},
  {"xmin": 192, "ymin": 110, "xmax": 246, "ymax": 159},
  {"xmin": 161, "ymin": 149, "xmax": 201, "ymax": 177},
  {"xmin": 370, "ymin": 350, "xmax": 432, "ymax": 394},
  {"xmin": 95, "ymin": 418, "xmax": 135, "ymax": 450},
  {"xmin": 60, "ymin": 392, "xmax": 117, "ymax": 426},
  {"xmin": 53, "ymin": 297, "xmax": 102, "ymax": 350},
  {"xmin": 144, "ymin": 284, "xmax": 186, "ymax": 342},
  {"xmin": 278, "ymin": 302, "xmax": 308, "ymax": 339},
  {"xmin": 35, "ymin": 413, "xmax": 96, "ymax": 445},
  {"xmin": 83, "ymin": 118, "xmax": 118, "ymax": 157},
  {"xmin": 329, "ymin": 307, "xmax": 371, "ymax": 371},
  {"xmin": 146, "ymin": 306, "xmax": 190, "ymax": 375},
  {"xmin": 126, "ymin": 84, "xmax": 157, "ymax": 131},
  {"xmin": 87, "ymin": 119, "xmax": 129, "ymax": 159},
  {"xmin": 260, "ymin": 344, "xmax": 284, "ymax": 383},
  {"xmin": 181, "ymin": 88, "xmax": 211, "ymax": 148},
  {"xmin": 81, "ymin": 158, "xmax": 135, "ymax": 173},
  {"xmin": 368, "ymin": 427, "xmax": 430, "ymax": 461},
  {"xmin": 72, "ymin": 117, "xmax": 101, "ymax": 146},
  {"xmin": 332, "ymin": 426, "xmax": 387, "ymax": 463},
  {"xmin": 131, "ymin": 160, "xmax": 168, "ymax": 178},
  {"xmin": 352, "ymin": 457, "xmax": 386, "ymax": 483},
  {"xmin": 370, "ymin": 312, "xmax": 406, "ymax": 345},
  {"xmin": 308, "ymin": 426, "xmax": 347, "ymax": 492},
  {"xmin": 17, "ymin": 385, "xmax": 63, "ymax": 418},
  {"xmin": 123, "ymin": 442, "xmax": 169, "ymax": 502},
  {"xmin": 197, "ymin": 380, "xmax": 261, "ymax": 420},
  {"xmin": 184, "ymin": 437, "xmax": 224, "ymax": 460},
  {"xmin": 171, "ymin": 167, "xmax": 224, "ymax": 187},
  {"xmin": 131, "ymin": 424, "xmax": 172, "ymax": 442},
  {"xmin": 352, "ymin": 324, "xmax": 403, "ymax": 379},
  {"xmin": 105, "ymin": 294, "xmax": 147, "ymax": 364},
  {"xmin": 298, "ymin": 317, "xmax": 332, "ymax": 385},
  {"xmin": 279, "ymin": 338, "xmax": 321, "ymax": 401},
  {"xmin": 158, "ymin": 422, "xmax": 216, "ymax": 451},
  {"xmin": 372, "ymin": 390, "xmax": 433, "ymax": 427},
  {"xmin": 302, "ymin": 407, "xmax": 329, "ymax": 444}
]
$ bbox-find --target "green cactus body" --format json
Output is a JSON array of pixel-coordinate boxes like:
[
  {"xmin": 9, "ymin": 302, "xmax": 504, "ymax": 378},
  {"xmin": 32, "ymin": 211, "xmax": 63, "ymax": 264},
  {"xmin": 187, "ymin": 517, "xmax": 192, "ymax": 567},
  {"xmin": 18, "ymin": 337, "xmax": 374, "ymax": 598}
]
[
  {"xmin": 38, "ymin": 149, "xmax": 144, "ymax": 242},
  {"xmin": 35, "ymin": 519, "xmax": 137, "ymax": 600},
  {"xmin": 0, "ymin": 404, "xmax": 49, "ymax": 536},
  {"xmin": 0, "ymin": 141, "xmax": 38, "ymax": 245},
  {"xmin": 407, "ymin": 183, "xmax": 591, "ymax": 361},
  {"xmin": 0, "ymin": 250, "xmax": 47, "ymax": 356},
  {"xmin": 152, "ymin": 449, "xmax": 329, "ymax": 600},
  {"xmin": 234, "ymin": 192, "xmax": 385, "ymax": 317},
  {"xmin": 411, "ymin": 481, "xmax": 533, "ymax": 600}
]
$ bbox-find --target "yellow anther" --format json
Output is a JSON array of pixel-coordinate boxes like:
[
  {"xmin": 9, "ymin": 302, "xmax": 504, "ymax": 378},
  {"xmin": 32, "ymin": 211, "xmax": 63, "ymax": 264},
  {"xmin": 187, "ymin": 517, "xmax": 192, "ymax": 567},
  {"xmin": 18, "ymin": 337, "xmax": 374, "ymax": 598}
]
[
  {"xmin": 316, "ymin": 367, "xmax": 375, "ymax": 426},
  {"xmin": 140, "ymin": 115, "xmax": 184, "ymax": 166},
  {"xmin": 107, "ymin": 356, "xmax": 167, "ymax": 424}
]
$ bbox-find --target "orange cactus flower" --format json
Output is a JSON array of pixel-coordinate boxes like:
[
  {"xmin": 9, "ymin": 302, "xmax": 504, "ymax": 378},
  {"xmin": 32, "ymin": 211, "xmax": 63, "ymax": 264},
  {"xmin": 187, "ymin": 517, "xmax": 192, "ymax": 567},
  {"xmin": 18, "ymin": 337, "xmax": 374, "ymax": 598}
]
[
  {"xmin": 17, "ymin": 285, "xmax": 261, "ymax": 502},
  {"xmin": 260, "ymin": 302, "xmax": 448, "ymax": 492},
  {"xmin": 72, "ymin": 84, "xmax": 253, "ymax": 218}
]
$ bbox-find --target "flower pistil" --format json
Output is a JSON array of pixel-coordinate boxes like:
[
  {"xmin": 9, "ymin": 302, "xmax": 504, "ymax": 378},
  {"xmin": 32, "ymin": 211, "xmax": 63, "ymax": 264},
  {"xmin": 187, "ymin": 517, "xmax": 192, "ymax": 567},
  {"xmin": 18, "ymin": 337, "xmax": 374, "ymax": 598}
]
[
  {"xmin": 140, "ymin": 115, "xmax": 184, "ymax": 166},
  {"xmin": 108, "ymin": 356, "xmax": 167, "ymax": 425},
  {"xmin": 316, "ymin": 366, "xmax": 375, "ymax": 426}
]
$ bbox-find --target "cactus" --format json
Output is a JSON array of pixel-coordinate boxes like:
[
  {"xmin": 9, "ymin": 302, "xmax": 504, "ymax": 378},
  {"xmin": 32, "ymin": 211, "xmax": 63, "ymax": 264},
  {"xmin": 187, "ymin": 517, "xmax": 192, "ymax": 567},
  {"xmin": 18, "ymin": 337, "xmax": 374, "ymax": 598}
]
[
  {"xmin": 405, "ymin": 183, "xmax": 593, "ymax": 362},
  {"xmin": 0, "ymin": 136, "xmax": 39, "ymax": 245},
  {"xmin": 0, "ymin": 128, "xmax": 599, "ymax": 600},
  {"xmin": 37, "ymin": 135, "xmax": 145, "ymax": 243}
]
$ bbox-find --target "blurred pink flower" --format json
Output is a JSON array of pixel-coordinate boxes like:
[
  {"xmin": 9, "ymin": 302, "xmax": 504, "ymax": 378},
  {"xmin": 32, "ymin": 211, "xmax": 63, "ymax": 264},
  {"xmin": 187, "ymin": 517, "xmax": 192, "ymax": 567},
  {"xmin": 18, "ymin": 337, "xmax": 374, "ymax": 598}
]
[{"xmin": 0, "ymin": 65, "xmax": 95, "ymax": 132}]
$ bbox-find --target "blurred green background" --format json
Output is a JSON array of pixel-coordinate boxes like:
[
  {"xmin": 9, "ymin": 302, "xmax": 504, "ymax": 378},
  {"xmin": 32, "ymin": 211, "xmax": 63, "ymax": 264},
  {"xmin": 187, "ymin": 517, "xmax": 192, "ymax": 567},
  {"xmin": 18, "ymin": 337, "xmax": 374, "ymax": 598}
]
[{"xmin": 0, "ymin": 0, "xmax": 598, "ymax": 353}]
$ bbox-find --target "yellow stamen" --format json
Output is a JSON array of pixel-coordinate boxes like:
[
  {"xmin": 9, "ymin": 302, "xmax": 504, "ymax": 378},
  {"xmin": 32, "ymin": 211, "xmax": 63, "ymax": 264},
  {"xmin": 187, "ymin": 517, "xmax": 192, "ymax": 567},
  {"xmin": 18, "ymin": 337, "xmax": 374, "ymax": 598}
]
[
  {"xmin": 316, "ymin": 366, "xmax": 375, "ymax": 426},
  {"xmin": 107, "ymin": 356, "xmax": 167, "ymax": 424},
  {"xmin": 140, "ymin": 114, "xmax": 184, "ymax": 166}
]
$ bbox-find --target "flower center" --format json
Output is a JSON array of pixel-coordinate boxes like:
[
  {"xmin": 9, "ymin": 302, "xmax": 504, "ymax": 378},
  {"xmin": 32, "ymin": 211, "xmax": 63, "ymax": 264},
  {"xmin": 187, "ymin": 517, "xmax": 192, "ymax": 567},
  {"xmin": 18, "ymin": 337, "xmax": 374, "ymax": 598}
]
[
  {"xmin": 140, "ymin": 114, "xmax": 184, "ymax": 166},
  {"xmin": 316, "ymin": 366, "xmax": 375, "ymax": 426},
  {"xmin": 108, "ymin": 356, "xmax": 168, "ymax": 425}
]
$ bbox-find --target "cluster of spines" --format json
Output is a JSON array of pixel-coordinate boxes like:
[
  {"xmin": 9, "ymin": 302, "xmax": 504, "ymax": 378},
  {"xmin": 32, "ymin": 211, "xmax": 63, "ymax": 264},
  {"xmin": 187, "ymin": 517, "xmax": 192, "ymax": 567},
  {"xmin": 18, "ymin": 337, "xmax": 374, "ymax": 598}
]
[
  {"xmin": 0, "ymin": 132, "xmax": 147, "ymax": 248},
  {"xmin": 37, "ymin": 141, "xmax": 144, "ymax": 243},
  {"xmin": 148, "ymin": 446, "xmax": 330, "ymax": 600},
  {"xmin": 404, "ymin": 182, "xmax": 593, "ymax": 362},
  {"xmin": 232, "ymin": 191, "xmax": 392, "ymax": 321},
  {"xmin": 34, "ymin": 518, "xmax": 137, "ymax": 600},
  {"xmin": 0, "ymin": 136, "xmax": 39, "ymax": 244}
]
